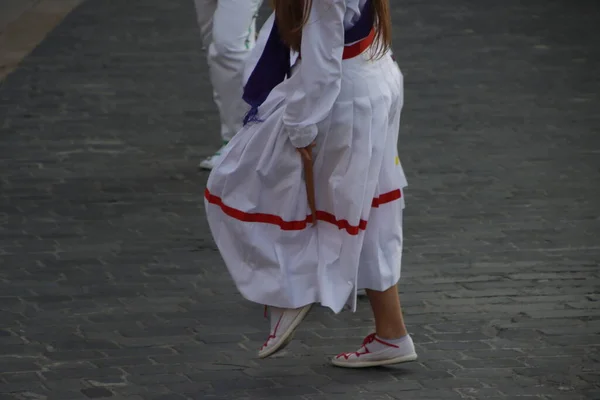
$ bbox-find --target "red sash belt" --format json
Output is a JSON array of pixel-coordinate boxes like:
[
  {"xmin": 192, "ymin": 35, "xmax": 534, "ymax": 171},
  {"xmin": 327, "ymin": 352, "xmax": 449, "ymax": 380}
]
[
  {"xmin": 299, "ymin": 29, "xmax": 376, "ymax": 61},
  {"xmin": 342, "ymin": 28, "xmax": 376, "ymax": 59}
]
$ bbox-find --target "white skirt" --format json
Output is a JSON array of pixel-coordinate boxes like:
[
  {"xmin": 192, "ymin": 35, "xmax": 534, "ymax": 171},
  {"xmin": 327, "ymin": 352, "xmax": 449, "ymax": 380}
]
[{"xmin": 204, "ymin": 51, "xmax": 408, "ymax": 313}]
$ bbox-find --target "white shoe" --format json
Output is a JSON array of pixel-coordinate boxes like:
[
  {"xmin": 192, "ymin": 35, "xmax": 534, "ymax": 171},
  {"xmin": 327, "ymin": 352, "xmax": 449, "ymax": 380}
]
[
  {"xmin": 258, "ymin": 305, "xmax": 312, "ymax": 359},
  {"xmin": 357, "ymin": 289, "xmax": 367, "ymax": 297},
  {"xmin": 198, "ymin": 142, "xmax": 228, "ymax": 171},
  {"xmin": 331, "ymin": 333, "xmax": 418, "ymax": 368}
]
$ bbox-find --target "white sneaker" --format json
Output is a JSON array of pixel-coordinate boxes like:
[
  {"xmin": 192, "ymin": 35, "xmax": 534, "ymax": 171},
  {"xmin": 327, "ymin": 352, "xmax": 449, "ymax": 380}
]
[
  {"xmin": 331, "ymin": 333, "xmax": 418, "ymax": 368},
  {"xmin": 258, "ymin": 305, "xmax": 312, "ymax": 359},
  {"xmin": 198, "ymin": 142, "xmax": 228, "ymax": 171},
  {"xmin": 357, "ymin": 289, "xmax": 367, "ymax": 297}
]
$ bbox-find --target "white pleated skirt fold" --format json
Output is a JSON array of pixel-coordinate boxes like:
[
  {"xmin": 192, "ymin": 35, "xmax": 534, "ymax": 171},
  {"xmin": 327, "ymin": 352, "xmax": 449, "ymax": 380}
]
[{"xmin": 205, "ymin": 51, "xmax": 408, "ymax": 313}]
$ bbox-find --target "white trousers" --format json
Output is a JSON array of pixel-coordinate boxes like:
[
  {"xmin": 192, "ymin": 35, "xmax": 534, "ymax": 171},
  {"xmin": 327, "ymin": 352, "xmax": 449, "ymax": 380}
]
[{"xmin": 194, "ymin": 0, "xmax": 263, "ymax": 141}]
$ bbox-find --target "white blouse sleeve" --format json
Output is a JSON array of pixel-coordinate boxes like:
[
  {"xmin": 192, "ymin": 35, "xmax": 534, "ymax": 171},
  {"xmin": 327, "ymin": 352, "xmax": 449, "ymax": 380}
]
[{"xmin": 282, "ymin": 0, "xmax": 347, "ymax": 148}]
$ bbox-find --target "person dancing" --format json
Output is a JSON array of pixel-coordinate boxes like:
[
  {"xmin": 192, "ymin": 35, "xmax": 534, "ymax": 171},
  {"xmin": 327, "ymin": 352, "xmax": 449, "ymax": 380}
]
[
  {"xmin": 194, "ymin": 0, "xmax": 263, "ymax": 170},
  {"xmin": 204, "ymin": 0, "xmax": 417, "ymax": 368}
]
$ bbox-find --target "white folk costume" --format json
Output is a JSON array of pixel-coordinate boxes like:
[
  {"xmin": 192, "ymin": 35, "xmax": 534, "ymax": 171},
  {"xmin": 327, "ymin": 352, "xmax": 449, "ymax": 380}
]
[
  {"xmin": 204, "ymin": 0, "xmax": 407, "ymax": 314},
  {"xmin": 194, "ymin": 0, "xmax": 263, "ymax": 169}
]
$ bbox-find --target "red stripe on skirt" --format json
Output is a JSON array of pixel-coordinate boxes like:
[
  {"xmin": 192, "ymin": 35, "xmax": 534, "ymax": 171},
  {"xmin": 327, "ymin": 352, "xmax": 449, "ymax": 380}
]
[{"xmin": 204, "ymin": 188, "xmax": 401, "ymax": 236}]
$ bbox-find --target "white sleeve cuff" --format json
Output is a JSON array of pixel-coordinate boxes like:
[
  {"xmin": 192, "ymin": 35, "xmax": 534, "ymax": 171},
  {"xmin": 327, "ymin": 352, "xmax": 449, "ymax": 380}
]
[{"xmin": 285, "ymin": 124, "xmax": 318, "ymax": 148}]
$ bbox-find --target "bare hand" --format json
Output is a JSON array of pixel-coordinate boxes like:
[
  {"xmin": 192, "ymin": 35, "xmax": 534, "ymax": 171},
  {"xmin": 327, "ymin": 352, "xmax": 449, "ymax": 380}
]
[{"xmin": 297, "ymin": 142, "xmax": 317, "ymax": 225}]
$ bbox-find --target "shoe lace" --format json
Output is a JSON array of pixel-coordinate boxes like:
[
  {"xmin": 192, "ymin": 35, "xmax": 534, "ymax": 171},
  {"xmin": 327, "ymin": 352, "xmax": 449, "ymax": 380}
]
[
  {"xmin": 362, "ymin": 333, "xmax": 376, "ymax": 347},
  {"xmin": 336, "ymin": 333, "xmax": 376, "ymax": 360},
  {"xmin": 260, "ymin": 306, "xmax": 283, "ymax": 350}
]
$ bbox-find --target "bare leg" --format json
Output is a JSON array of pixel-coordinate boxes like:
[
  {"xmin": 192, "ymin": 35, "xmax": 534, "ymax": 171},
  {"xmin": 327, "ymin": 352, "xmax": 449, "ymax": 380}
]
[{"xmin": 366, "ymin": 284, "xmax": 408, "ymax": 339}]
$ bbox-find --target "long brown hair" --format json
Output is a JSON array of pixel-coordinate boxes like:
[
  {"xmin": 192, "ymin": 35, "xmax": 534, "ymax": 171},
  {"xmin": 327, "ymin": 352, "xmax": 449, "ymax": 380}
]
[{"xmin": 271, "ymin": 0, "xmax": 392, "ymax": 58}]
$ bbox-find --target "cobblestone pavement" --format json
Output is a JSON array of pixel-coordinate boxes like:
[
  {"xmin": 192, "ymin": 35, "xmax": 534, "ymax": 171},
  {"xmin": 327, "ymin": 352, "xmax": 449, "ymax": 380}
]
[
  {"xmin": 0, "ymin": 0, "xmax": 83, "ymax": 80},
  {"xmin": 1, "ymin": 0, "xmax": 599, "ymax": 399}
]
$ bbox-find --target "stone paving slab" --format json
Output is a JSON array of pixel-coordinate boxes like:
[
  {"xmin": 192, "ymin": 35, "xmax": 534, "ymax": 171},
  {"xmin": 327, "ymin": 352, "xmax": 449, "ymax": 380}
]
[
  {"xmin": 0, "ymin": 0, "xmax": 83, "ymax": 80},
  {"xmin": 0, "ymin": 0, "xmax": 599, "ymax": 399},
  {"xmin": 0, "ymin": 0, "xmax": 39, "ymax": 32}
]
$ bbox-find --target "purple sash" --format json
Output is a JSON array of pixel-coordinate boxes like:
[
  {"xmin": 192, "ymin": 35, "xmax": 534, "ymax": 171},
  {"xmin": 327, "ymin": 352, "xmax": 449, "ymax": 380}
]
[{"xmin": 242, "ymin": 0, "xmax": 374, "ymax": 125}]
